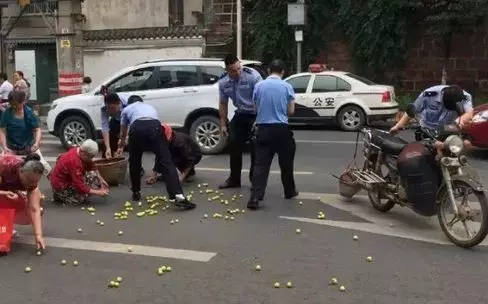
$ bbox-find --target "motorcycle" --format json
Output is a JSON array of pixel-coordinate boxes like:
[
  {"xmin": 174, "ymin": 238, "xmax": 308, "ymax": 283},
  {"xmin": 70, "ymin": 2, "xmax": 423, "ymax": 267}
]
[{"xmin": 350, "ymin": 105, "xmax": 488, "ymax": 248}]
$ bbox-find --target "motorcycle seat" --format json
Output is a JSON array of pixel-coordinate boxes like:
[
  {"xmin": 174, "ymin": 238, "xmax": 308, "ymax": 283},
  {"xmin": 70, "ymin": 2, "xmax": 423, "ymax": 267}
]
[{"xmin": 371, "ymin": 132, "xmax": 408, "ymax": 155}]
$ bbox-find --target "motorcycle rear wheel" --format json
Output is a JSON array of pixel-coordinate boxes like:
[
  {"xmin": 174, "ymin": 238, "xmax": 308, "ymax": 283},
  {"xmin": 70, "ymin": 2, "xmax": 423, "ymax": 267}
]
[
  {"xmin": 363, "ymin": 160, "xmax": 395, "ymax": 212},
  {"xmin": 437, "ymin": 180, "xmax": 488, "ymax": 248}
]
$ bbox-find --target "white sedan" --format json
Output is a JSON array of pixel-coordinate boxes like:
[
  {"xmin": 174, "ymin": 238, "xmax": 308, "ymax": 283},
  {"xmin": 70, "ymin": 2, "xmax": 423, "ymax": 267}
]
[{"xmin": 285, "ymin": 71, "xmax": 399, "ymax": 131}]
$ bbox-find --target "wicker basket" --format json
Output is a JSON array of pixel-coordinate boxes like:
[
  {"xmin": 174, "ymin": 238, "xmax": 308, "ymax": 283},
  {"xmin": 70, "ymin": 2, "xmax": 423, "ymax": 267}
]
[
  {"xmin": 93, "ymin": 157, "xmax": 127, "ymax": 186},
  {"xmin": 338, "ymin": 169, "xmax": 361, "ymax": 199}
]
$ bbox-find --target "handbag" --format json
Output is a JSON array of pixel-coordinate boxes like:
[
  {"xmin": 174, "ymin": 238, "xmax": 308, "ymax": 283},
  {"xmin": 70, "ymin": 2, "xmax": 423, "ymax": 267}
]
[{"xmin": 0, "ymin": 208, "xmax": 15, "ymax": 253}]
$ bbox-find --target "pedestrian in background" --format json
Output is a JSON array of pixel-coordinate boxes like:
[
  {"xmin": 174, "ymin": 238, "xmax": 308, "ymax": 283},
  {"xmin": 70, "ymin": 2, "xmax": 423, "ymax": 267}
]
[
  {"xmin": 0, "ymin": 73, "xmax": 13, "ymax": 113},
  {"xmin": 0, "ymin": 73, "xmax": 13, "ymax": 103},
  {"xmin": 82, "ymin": 76, "xmax": 92, "ymax": 93},
  {"xmin": 0, "ymin": 90, "xmax": 51, "ymax": 175},
  {"xmin": 247, "ymin": 59, "xmax": 298, "ymax": 210},
  {"xmin": 13, "ymin": 71, "xmax": 30, "ymax": 101},
  {"xmin": 116, "ymin": 98, "xmax": 195, "ymax": 209},
  {"xmin": 218, "ymin": 54, "xmax": 263, "ymax": 189}
]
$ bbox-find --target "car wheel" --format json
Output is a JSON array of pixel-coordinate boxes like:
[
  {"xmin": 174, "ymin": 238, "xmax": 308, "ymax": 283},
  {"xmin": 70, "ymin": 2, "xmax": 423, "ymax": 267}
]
[
  {"xmin": 59, "ymin": 116, "xmax": 93, "ymax": 149},
  {"xmin": 337, "ymin": 105, "xmax": 366, "ymax": 131},
  {"xmin": 189, "ymin": 115, "xmax": 227, "ymax": 155}
]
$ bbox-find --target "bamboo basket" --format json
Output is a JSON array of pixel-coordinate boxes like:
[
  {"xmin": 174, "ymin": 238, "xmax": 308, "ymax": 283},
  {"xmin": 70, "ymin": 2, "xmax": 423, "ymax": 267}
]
[{"xmin": 93, "ymin": 157, "xmax": 127, "ymax": 186}]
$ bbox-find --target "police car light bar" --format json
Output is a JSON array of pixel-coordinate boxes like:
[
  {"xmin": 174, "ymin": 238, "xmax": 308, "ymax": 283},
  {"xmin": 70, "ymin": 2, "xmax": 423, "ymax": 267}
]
[{"xmin": 308, "ymin": 64, "xmax": 326, "ymax": 73}]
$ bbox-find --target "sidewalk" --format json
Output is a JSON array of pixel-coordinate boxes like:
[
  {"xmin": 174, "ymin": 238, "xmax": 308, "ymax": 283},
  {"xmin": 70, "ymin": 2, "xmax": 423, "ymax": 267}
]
[{"xmin": 39, "ymin": 115, "xmax": 47, "ymax": 126}]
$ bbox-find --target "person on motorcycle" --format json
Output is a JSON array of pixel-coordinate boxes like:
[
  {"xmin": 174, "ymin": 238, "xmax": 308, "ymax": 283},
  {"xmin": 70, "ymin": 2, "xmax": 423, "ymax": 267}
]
[{"xmin": 390, "ymin": 85, "xmax": 474, "ymax": 137}]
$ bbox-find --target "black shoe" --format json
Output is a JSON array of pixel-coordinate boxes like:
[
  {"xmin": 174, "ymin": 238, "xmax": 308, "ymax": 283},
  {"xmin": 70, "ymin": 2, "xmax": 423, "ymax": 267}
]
[
  {"xmin": 174, "ymin": 199, "xmax": 196, "ymax": 210},
  {"xmin": 218, "ymin": 179, "xmax": 241, "ymax": 189},
  {"xmin": 285, "ymin": 191, "xmax": 299, "ymax": 199},
  {"xmin": 132, "ymin": 192, "xmax": 141, "ymax": 201},
  {"xmin": 247, "ymin": 198, "xmax": 259, "ymax": 210}
]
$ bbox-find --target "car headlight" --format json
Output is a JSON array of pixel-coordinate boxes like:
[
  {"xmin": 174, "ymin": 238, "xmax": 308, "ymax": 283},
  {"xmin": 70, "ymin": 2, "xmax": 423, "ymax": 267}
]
[
  {"xmin": 444, "ymin": 135, "xmax": 464, "ymax": 155},
  {"xmin": 50, "ymin": 103, "xmax": 57, "ymax": 110}
]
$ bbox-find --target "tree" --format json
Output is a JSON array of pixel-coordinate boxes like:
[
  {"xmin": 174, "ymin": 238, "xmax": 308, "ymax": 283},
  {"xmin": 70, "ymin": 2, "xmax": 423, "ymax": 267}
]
[{"xmin": 244, "ymin": 0, "xmax": 488, "ymax": 81}]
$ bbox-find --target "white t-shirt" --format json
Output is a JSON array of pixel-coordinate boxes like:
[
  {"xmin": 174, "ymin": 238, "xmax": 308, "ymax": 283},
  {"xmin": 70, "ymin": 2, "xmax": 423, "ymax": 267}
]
[{"xmin": 0, "ymin": 80, "xmax": 13, "ymax": 100}]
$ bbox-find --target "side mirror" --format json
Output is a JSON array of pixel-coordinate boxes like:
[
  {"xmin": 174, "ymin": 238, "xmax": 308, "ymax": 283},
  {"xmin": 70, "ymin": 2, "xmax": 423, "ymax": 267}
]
[{"xmin": 406, "ymin": 103, "xmax": 416, "ymax": 118}]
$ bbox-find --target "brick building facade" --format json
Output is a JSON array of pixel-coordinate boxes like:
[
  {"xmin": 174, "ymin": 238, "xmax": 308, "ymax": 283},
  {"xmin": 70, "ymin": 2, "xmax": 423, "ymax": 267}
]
[{"xmin": 325, "ymin": 24, "xmax": 488, "ymax": 97}]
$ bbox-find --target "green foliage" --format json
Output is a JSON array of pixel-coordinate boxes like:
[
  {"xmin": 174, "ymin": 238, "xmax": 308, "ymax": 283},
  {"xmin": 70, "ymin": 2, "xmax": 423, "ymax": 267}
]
[
  {"xmin": 334, "ymin": 0, "xmax": 410, "ymax": 79},
  {"xmin": 244, "ymin": 0, "xmax": 334, "ymax": 69},
  {"xmin": 396, "ymin": 94, "xmax": 414, "ymax": 111},
  {"xmin": 244, "ymin": 0, "xmax": 488, "ymax": 79},
  {"xmin": 423, "ymin": 0, "xmax": 488, "ymax": 36}
]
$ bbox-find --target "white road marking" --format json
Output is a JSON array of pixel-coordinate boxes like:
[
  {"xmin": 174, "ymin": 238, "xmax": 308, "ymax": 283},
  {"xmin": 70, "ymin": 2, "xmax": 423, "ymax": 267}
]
[
  {"xmin": 43, "ymin": 156, "xmax": 59, "ymax": 162},
  {"xmin": 41, "ymin": 139, "xmax": 62, "ymax": 145},
  {"xmin": 286, "ymin": 192, "xmax": 488, "ymax": 246},
  {"xmin": 280, "ymin": 216, "xmax": 452, "ymax": 245},
  {"xmin": 15, "ymin": 236, "xmax": 217, "ymax": 262},
  {"xmin": 41, "ymin": 157, "xmax": 313, "ymax": 174},
  {"xmin": 197, "ymin": 167, "xmax": 314, "ymax": 175},
  {"xmin": 295, "ymin": 140, "xmax": 357, "ymax": 144}
]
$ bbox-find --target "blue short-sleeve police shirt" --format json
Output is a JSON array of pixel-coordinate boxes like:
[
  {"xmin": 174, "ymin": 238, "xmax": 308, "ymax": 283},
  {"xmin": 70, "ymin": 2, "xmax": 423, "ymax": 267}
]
[
  {"xmin": 412, "ymin": 85, "xmax": 473, "ymax": 129},
  {"xmin": 218, "ymin": 67, "xmax": 263, "ymax": 114}
]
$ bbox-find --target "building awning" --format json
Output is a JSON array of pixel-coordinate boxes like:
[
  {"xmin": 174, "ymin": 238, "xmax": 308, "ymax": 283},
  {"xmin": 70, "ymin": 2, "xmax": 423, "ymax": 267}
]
[{"xmin": 83, "ymin": 25, "xmax": 204, "ymax": 41}]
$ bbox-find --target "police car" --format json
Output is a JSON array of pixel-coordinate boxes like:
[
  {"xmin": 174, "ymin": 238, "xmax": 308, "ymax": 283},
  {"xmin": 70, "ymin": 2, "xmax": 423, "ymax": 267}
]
[
  {"xmin": 46, "ymin": 58, "xmax": 265, "ymax": 155},
  {"xmin": 285, "ymin": 66, "xmax": 398, "ymax": 131}
]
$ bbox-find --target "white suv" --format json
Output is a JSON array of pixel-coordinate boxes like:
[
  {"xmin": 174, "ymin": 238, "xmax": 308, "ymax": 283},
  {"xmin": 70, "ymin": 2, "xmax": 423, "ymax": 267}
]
[{"xmin": 46, "ymin": 58, "xmax": 265, "ymax": 154}]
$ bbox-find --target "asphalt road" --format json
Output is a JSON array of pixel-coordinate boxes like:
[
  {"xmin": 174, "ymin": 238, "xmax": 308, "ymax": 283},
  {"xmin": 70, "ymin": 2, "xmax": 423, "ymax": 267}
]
[{"xmin": 1, "ymin": 127, "xmax": 488, "ymax": 304}]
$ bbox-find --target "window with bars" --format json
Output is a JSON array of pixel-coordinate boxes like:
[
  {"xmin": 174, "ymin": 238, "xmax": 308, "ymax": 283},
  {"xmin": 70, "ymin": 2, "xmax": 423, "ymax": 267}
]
[{"xmin": 168, "ymin": 0, "xmax": 184, "ymax": 25}]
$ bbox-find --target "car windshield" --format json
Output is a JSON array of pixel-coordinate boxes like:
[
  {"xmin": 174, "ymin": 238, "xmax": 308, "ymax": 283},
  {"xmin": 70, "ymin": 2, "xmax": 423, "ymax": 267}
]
[{"xmin": 345, "ymin": 73, "xmax": 376, "ymax": 85}]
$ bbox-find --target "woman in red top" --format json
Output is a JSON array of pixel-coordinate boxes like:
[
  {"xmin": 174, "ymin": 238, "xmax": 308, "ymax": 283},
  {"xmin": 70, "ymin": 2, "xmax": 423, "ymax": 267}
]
[
  {"xmin": 50, "ymin": 139, "xmax": 109, "ymax": 206},
  {"xmin": 0, "ymin": 153, "xmax": 45, "ymax": 250}
]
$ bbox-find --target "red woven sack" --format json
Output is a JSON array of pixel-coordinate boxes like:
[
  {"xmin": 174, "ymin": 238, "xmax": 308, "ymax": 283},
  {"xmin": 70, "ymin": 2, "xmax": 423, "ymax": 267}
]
[{"xmin": 0, "ymin": 208, "xmax": 15, "ymax": 253}]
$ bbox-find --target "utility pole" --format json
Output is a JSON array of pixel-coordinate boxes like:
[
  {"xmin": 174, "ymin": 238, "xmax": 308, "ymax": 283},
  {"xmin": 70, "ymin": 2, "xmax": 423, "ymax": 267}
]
[
  {"xmin": 56, "ymin": 0, "xmax": 84, "ymax": 96},
  {"xmin": 236, "ymin": 0, "xmax": 242, "ymax": 58}
]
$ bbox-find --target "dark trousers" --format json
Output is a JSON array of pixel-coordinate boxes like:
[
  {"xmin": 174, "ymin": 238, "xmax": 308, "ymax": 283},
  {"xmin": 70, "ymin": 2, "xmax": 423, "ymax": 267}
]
[
  {"xmin": 102, "ymin": 118, "xmax": 121, "ymax": 158},
  {"xmin": 228, "ymin": 113, "xmax": 256, "ymax": 183},
  {"xmin": 128, "ymin": 119, "xmax": 183, "ymax": 198},
  {"xmin": 251, "ymin": 124, "xmax": 297, "ymax": 199}
]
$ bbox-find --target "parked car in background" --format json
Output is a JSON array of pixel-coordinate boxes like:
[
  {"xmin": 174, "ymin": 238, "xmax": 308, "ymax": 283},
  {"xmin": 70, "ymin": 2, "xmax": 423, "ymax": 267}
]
[
  {"xmin": 46, "ymin": 58, "xmax": 266, "ymax": 154},
  {"xmin": 464, "ymin": 103, "xmax": 488, "ymax": 148},
  {"xmin": 284, "ymin": 70, "xmax": 398, "ymax": 131}
]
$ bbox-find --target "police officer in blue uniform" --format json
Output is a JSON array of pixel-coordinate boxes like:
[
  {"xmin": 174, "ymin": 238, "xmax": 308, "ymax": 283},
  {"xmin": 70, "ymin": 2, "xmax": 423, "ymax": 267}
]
[
  {"xmin": 116, "ymin": 100, "xmax": 195, "ymax": 210},
  {"xmin": 390, "ymin": 84, "xmax": 474, "ymax": 139},
  {"xmin": 218, "ymin": 54, "xmax": 263, "ymax": 189},
  {"xmin": 101, "ymin": 92, "xmax": 128, "ymax": 159},
  {"xmin": 247, "ymin": 59, "xmax": 298, "ymax": 210}
]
